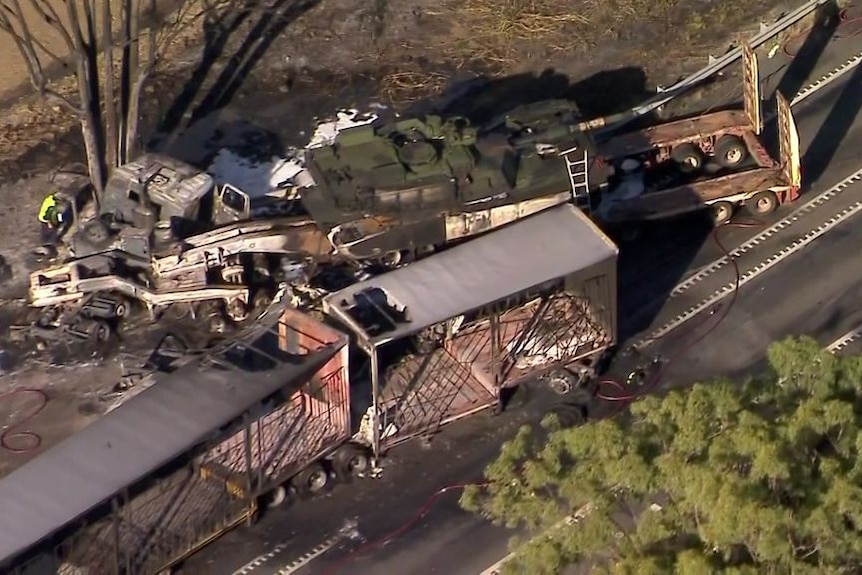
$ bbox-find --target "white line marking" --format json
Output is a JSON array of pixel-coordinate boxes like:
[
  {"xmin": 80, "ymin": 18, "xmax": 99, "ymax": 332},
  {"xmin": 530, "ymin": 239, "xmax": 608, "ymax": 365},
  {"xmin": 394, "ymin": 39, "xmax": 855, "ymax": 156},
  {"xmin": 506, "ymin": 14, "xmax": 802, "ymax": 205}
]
[
  {"xmin": 827, "ymin": 326, "xmax": 862, "ymax": 354},
  {"xmin": 232, "ymin": 520, "xmax": 361, "ymax": 575},
  {"xmin": 478, "ymin": 505, "xmax": 592, "ymax": 575},
  {"xmin": 790, "ymin": 51, "xmax": 862, "ymax": 106},
  {"xmin": 670, "ymin": 168, "xmax": 862, "ymax": 299},
  {"xmin": 643, "ymin": 52, "xmax": 862, "ymax": 305},
  {"xmin": 636, "ymin": 169, "xmax": 862, "ymax": 348},
  {"xmin": 232, "ymin": 542, "xmax": 290, "ymax": 575},
  {"xmin": 274, "ymin": 535, "xmax": 340, "ymax": 575}
]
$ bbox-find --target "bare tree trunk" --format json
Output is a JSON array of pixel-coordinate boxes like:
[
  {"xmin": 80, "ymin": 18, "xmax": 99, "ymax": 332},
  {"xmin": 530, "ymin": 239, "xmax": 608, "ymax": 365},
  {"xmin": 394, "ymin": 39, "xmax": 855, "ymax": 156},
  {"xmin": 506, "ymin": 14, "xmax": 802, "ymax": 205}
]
[
  {"xmin": 125, "ymin": 0, "xmax": 155, "ymax": 160},
  {"xmin": 119, "ymin": 0, "xmax": 133, "ymax": 163},
  {"xmin": 67, "ymin": 0, "xmax": 106, "ymax": 197},
  {"xmin": 102, "ymin": 0, "xmax": 118, "ymax": 169}
]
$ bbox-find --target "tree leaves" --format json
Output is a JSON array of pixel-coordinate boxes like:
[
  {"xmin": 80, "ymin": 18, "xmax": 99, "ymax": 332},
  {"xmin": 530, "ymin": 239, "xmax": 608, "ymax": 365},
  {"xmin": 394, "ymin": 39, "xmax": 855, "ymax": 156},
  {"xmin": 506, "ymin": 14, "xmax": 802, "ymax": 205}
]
[{"xmin": 461, "ymin": 337, "xmax": 862, "ymax": 572}]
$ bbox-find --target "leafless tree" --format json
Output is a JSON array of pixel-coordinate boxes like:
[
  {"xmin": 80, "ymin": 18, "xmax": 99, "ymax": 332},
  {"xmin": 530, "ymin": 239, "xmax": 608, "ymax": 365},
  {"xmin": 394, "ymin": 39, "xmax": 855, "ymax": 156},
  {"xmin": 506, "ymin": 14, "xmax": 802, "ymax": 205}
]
[{"xmin": 0, "ymin": 0, "xmax": 172, "ymax": 197}]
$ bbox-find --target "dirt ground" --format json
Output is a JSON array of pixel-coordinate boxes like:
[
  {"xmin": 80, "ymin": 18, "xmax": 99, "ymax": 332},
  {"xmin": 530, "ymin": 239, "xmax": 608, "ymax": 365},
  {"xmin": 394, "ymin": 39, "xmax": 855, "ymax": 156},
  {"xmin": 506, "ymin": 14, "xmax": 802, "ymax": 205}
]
[{"xmin": 0, "ymin": 0, "xmax": 798, "ymax": 476}]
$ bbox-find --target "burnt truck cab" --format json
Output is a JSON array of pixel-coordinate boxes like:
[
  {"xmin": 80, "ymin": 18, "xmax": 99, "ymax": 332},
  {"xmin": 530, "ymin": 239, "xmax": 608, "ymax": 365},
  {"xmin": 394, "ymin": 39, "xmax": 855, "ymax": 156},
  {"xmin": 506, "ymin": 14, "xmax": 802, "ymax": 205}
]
[
  {"xmin": 69, "ymin": 154, "xmax": 297, "ymax": 260},
  {"xmin": 298, "ymin": 103, "xmax": 606, "ymax": 264}
]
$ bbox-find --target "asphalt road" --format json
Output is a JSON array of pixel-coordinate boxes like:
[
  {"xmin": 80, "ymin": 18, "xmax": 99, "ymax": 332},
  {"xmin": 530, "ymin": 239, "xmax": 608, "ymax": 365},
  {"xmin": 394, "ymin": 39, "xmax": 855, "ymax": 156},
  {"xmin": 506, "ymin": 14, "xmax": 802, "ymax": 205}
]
[{"xmin": 178, "ymin": 19, "xmax": 862, "ymax": 575}]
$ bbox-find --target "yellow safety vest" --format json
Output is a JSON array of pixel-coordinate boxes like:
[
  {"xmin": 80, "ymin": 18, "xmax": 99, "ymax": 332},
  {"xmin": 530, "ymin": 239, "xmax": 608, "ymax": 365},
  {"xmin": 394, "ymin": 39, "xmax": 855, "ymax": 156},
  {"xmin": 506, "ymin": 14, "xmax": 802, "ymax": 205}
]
[{"xmin": 38, "ymin": 194, "xmax": 57, "ymax": 223}]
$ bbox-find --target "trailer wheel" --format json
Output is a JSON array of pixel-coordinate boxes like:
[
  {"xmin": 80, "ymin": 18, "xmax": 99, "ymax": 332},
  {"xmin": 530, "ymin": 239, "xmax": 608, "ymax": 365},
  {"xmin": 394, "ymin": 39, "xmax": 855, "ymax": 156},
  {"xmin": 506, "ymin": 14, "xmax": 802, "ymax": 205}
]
[
  {"xmin": 710, "ymin": 201, "xmax": 734, "ymax": 226},
  {"xmin": 265, "ymin": 485, "xmax": 290, "ymax": 508},
  {"xmin": 95, "ymin": 321, "xmax": 112, "ymax": 342},
  {"xmin": 542, "ymin": 369, "xmax": 578, "ymax": 396},
  {"xmin": 670, "ymin": 143, "xmax": 704, "ymax": 174},
  {"xmin": 291, "ymin": 462, "xmax": 330, "ymax": 497},
  {"xmin": 332, "ymin": 444, "xmax": 371, "ymax": 481},
  {"xmin": 111, "ymin": 297, "xmax": 129, "ymax": 319},
  {"xmin": 715, "ymin": 135, "xmax": 748, "ymax": 168},
  {"xmin": 225, "ymin": 298, "xmax": 248, "ymax": 322},
  {"xmin": 746, "ymin": 190, "xmax": 778, "ymax": 216}
]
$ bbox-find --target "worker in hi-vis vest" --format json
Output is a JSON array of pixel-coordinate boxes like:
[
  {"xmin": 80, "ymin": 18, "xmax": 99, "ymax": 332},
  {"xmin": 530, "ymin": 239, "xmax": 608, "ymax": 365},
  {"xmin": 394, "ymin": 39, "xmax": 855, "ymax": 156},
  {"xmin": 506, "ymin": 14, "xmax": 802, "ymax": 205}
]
[{"xmin": 38, "ymin": 192, "xmax": 69, "ymax": 245}]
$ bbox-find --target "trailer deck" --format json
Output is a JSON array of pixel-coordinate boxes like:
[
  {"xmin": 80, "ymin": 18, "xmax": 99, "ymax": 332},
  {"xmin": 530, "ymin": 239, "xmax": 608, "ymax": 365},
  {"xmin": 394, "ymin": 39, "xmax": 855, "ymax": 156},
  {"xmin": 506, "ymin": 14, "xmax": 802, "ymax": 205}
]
[{"xmin": 597, "ymin": 109, "xmax": 752, "ymax": 160}]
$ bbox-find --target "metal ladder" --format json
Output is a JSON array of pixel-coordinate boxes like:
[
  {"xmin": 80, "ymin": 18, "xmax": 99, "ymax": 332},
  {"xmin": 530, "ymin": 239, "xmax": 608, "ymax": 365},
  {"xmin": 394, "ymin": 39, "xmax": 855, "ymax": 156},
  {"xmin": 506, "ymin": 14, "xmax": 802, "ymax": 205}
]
[{"xmin": 562, "ymin": 146, "xmax": 591, "ymax": 213}]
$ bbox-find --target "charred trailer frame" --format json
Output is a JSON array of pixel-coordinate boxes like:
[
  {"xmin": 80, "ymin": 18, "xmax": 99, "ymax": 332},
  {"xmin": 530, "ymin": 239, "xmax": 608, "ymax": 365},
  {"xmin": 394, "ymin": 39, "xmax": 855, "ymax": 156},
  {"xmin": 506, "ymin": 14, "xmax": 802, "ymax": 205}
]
[
  {"xmin": 322, "ymin": 203, "xmax": 618, "ymax": 460},
  {"xmin": 1, "ymin": 299, "xmax": 353, "ymax": 575}
]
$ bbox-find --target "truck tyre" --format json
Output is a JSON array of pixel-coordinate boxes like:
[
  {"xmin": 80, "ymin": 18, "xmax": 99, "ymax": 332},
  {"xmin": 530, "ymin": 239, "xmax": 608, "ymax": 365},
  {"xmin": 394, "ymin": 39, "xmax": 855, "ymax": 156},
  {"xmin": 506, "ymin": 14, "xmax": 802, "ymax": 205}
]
[
  {"xmin": 332, "ymin": 444, "xmax": 371, "ymax": 481},
  {"xmin": 746, "ymin": 190, "xmax": 778, "ymax": 216},
  {"xmin": 113, "ymin": 299, "xmax": 128, "ymax": 318},
  {"xmin": 715, "ymin": 135, "xmax": 748, "ymax": 169},
  {"xmin": 670, "ymin": 143, "xmax": 704, "ymax": 174},
  {"xmin": 291, "ymin": 462, "xmax": 330, "ymax": 497},
  {"xmin": 225, "ymin": 298, "xmax": 248, "ymax": 322},
  {"xmin": 542, "ymin": 369, "xmax": 578, "ymax": 396},
  {"xmin": 710, "ymin": 201, "xmax": 733, "ymax": 225},
  {"xmin": 93, "ymin": 321, "xmax": 112, "ymax": 342},
  {"xmin": 265, "ymin": 485, "xmax": 291, "ymax": 508}
]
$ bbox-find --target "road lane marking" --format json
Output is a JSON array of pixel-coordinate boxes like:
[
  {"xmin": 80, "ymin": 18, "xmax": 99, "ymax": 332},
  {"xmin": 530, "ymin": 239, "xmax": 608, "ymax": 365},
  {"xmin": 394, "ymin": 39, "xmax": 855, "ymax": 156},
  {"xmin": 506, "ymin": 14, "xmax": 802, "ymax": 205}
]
[
  {"xmin": 635, "ymin": 167, "xmax": 862, "ymax": 349},
  {"xmin": 232, "ymin": 542, "xmax": 290, "ymax": 575},
  {"xmin": 230, "ymin": 520, "xmax": 360, "ymax": 575},
  {"xmin": 273, "ymin": 535, "xmax": 341, "ymax": 575},
  {"xmin": 827, "ymin": 325, "xmax": 862, "ymax": 354},
  {"xmin": 790, "ymin": 51, "xmax": 862, "ymax": 107},
  {"xmin": 478, "ymin": 504, "xmax": 592, "ymax": 575}
]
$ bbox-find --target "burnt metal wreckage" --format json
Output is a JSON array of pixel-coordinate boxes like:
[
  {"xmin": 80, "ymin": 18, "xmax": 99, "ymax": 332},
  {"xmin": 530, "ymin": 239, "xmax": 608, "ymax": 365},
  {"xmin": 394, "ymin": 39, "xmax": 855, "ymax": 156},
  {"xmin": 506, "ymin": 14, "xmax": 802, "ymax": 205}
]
[
  {"xmin": 3, "ymin": 204, "xmax": 618, "ymax": 575},
  {"xmin": 0, "ymin": 42, "xmax": 805, "ymax": 575},
  {"xmin": 23, "ymin": 42, "xmax": 799, "ymax": 350}
]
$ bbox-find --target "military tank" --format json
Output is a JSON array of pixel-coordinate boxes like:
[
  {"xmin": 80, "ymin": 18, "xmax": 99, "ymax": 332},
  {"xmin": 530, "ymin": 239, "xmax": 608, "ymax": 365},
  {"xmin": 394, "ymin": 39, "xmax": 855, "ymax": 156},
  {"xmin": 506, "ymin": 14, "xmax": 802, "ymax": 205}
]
[{"xmin": 298, "ymin": 100, "xmax": 609, "ymax": 265}]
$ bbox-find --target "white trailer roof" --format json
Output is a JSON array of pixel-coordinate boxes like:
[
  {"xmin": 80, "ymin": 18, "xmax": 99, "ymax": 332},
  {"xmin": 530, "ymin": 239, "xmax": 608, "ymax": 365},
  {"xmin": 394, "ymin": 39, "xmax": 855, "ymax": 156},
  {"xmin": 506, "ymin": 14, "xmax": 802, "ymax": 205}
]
[
  {"xmin": 323, "ymin": 203, "xmax": 618, "ymax": 348},
  {"xmin": 0, "ymin": 302, "xmax": 346, "ymax": 567}
]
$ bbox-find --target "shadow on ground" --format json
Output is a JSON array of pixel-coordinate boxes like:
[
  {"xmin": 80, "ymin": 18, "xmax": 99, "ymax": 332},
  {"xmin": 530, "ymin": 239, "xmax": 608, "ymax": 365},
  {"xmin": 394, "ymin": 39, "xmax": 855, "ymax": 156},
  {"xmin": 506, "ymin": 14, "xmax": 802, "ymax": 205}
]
[
  {"xmin": 417, "ymin": 66, "xmax": 654, "ymax": 125},
  {"xmin": 154, "ymin": 0, "xmax": 321, "ymax": 147}
]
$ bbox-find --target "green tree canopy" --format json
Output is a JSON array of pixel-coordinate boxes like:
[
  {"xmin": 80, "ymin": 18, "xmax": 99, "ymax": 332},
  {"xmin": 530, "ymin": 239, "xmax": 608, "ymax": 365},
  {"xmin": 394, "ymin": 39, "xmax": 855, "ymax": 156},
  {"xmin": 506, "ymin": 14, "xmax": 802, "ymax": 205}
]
[{"xmin": 461, "ymin": 336, "xmax": 862, "ymax": 574}]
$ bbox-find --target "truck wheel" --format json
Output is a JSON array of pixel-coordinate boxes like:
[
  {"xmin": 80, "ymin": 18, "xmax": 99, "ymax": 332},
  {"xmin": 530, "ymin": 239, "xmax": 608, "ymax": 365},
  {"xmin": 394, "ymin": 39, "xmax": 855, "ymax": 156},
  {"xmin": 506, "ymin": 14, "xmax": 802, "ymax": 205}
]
[
  {"xmin": 225, "ymin": 298, "xmax": 248, "ymax": 322},
  {"xmin": 542, "ymin": 369, "xmax": 578, "ymax": 396},
  {"xmin": 715, "ymin": 135, "xmax": 748, "ymax": 169},
  {"xmin": 291, "ymin": 462, "xmax": 330, "ymax": 497},
  {"xmin": 264, "ymin": 485, "xmax": 293, "ymax": 508},
  {"xmin": 746, "ymin": 190, "xmax": 778, "ymax": 216},
  {"xmin": 114, "ymin": 300, "xmax": 128, "ymax": 318},
  {"xmin": 94, "ymin": 321, "xmax": 112, "ymax": 342},
  {"xmin": 670, "ymin": 144, "xmax": 704, "ymax": 174},
  {"xmin": 710, "ymin": 201, "xmax": 733, "ymax": 225},
  {"xmin": 332, "ymin": 444, "xmax": 371, "ymax": 481}
]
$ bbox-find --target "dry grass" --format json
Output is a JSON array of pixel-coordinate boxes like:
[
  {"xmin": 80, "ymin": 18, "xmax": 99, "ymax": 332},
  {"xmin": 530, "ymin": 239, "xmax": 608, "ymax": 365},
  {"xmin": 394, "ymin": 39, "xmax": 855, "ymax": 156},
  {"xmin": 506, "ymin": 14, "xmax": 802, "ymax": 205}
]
[
  {"xmin": 378, "ymin": 70, "xmax": 450, "ymax": 103},
  {"xmin": 446, "ymin": 0, "xmax": 593, "ymax": 70}
]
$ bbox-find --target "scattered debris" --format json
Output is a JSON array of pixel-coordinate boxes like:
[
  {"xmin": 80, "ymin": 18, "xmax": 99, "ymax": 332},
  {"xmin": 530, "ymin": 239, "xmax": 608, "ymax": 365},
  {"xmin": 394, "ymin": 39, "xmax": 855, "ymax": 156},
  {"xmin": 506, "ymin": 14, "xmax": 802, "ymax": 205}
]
[
  {"xmin": 306, "ymin": 109, "xmax": 379, "ymax": 149},
  {"xmin": 207, "ymin": 149, "xmax": 308, "ymax": 198}
]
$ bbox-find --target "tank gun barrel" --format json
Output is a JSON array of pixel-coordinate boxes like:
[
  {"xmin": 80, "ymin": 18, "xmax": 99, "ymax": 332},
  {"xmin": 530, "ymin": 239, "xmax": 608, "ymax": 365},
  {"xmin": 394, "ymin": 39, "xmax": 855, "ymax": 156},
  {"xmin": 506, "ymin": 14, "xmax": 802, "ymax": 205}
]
[{"xmin": 512, "ymin": 109, "xmax": 639, "ymax": 147}]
